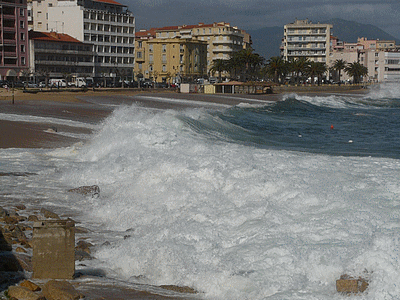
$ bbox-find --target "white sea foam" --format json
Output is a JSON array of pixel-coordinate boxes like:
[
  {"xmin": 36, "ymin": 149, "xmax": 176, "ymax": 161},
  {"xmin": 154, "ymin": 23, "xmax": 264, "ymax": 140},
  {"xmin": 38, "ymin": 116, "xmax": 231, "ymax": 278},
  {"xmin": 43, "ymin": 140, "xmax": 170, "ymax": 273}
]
[{"xmin": 1, "ymin": 102, "xmax": 399, "ymax": 299}]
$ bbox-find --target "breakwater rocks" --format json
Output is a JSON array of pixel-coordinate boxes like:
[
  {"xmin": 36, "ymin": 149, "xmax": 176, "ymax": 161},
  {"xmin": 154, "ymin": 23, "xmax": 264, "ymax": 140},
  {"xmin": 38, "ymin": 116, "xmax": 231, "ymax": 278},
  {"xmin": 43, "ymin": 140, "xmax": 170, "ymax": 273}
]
[{"xmin": 0, "ymin": 204, "xmax": 92, "ymax": 300}]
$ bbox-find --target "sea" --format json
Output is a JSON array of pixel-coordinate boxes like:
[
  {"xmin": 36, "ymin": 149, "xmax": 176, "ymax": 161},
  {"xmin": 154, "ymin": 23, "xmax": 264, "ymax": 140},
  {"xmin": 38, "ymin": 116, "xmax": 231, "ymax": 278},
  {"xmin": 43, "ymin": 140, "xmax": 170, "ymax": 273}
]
[{"xmin": 1, "ymin": 83, "xmax": 400, "ymax": 299}]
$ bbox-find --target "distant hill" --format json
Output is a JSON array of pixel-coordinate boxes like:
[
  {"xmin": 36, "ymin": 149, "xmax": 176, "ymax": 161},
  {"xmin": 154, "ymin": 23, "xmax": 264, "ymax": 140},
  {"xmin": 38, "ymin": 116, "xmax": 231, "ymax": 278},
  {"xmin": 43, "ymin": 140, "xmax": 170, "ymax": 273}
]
[{"xmin": 247, "ymin": 18, "xmax": 400, "ymax": 60}]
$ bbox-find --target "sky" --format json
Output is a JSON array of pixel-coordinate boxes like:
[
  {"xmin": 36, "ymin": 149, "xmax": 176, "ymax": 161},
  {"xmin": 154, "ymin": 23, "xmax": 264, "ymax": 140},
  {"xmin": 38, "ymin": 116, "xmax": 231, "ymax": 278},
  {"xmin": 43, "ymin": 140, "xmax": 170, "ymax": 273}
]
[{"xmin": 120, "ymin": 0, "xmax": 400, "ymax": 39}]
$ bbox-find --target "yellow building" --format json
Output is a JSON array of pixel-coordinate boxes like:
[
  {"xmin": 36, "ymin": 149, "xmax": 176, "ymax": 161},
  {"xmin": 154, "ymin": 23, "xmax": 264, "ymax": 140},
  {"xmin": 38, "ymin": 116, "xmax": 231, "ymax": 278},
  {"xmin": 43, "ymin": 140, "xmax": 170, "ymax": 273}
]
[
  {"xmin": 135, "ymin": 22, "xmax": 250, "ymax": 82},
  {"xmin": 135, "ymin": 29, "xmax": 207, "ymax": 83}
]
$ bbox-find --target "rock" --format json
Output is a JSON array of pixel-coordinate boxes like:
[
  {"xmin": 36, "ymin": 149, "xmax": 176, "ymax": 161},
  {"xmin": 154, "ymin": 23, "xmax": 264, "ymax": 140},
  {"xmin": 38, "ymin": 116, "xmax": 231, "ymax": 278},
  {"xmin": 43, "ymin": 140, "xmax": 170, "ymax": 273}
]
[
  {"xmin": 3, "ymin": 215, "xmax": 19, "ymax": 224},
  {"xmin": 0, "ymin": 254, "xmax": 22, "ymax": 272},
  {"xmin": 336, "ymin": 274, "xmax": 369, "ymax": 293},
  {"xmin": 40, "ymin": 208, "xmax": 60, "ymax": 220},
  {"xmin": 160, "ymin": 285, "xmax": 198, "ymax": 294},
  {"xmin": 76, "ymin": 240, "xmax": 93, "ymax": 254},
  {"xmin": 15, "ymin": 204, "xmax": 27, "ymax": 210},
  {"xmin": 28, "ymin": 215, "xmax": 40, "ymax": 222},
  {"xmin": 68, "ymin": 185, "xmax": 100, "ymax": 198},
  {"xmin": 11, "ymin": 225, "xmax": 28, "ymax": 242},
  {"xmin": 15, "ymin": 253, "xmax": 33, "ymax": 272},
  {"xmin": 7, "ymin": 285, "xmax": 44, "ymax": 300},
  {"xmin": 20, "ymin": 280, "xmax": 42, "ymax": 292},
  {"xmin": 15, "ymin": 247, "xmax": 27, "ymax": 253},
  {"xmin": 0, "ymin": 206, "xmax": 8, "ymax": 217},
  {"xmin": 75, "ymin": 250, "xmax": 93, "ymax": 261},
  {"xmin": 42, "ymin": 280, "xmax": 84, "ymax": 300},
  {"xmin": 74, "ymin": 226, "xmax": 90, "ymax": 234}
]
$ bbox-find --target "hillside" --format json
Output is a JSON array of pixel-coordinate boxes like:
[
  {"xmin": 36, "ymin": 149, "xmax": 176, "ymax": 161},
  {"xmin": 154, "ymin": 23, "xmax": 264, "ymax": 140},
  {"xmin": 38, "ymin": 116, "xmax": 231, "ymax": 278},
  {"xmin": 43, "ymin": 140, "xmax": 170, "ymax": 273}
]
[{"xmin": 247, "ymin": 18, "xmax": 400, "ymax": 60}]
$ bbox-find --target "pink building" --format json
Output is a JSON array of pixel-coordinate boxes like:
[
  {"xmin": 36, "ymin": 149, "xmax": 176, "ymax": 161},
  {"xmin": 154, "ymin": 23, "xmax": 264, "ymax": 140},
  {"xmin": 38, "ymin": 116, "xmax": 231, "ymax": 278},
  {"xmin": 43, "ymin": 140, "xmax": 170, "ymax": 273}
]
[{"xmin": 0, "ymin": 0, "xmax": 29, "ymax": 80}]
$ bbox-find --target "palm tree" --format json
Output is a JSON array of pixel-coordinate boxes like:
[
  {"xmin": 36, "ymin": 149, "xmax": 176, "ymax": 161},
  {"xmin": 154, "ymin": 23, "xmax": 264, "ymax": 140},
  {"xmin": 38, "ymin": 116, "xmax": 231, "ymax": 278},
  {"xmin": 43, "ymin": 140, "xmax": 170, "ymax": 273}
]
[
  {"xmin": 345, "ymin": 62, "xmax": 368, "ymax": 84},
  {"xmin": 290, "ymin": 57, "xmax": 309, "ymax": 84},
  {"xmin": 266, "ymin": 56, "xmax": 286, "ymax": 84},
  {"xmin": 210, "ymin": 59, "xmax": 228, "ymax": 82},
  {"xmin": 333, "ymin": 59, "xmax": 347, "ymax": 85},
  {"xmin": 305, "ymin": 61, "xmax": 327, "ymax": 85}
]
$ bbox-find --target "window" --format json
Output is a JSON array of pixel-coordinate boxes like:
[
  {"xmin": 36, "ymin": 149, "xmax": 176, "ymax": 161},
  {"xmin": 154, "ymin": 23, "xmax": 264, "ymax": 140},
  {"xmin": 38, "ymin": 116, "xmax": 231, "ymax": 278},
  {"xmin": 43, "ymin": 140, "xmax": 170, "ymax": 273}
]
[
  {"xmin": 149, "ymin": 44, "xmax": 153, "ymax": 52},
  {"xmin": 20, "ymin": 8, "xmax": 24, "ymax": 16},
  {"xmin": 136, "ymin": 51, "xmax": 142, "ymax": 59},
  {"xmin": 162, "ymin": 65, "xmax": 166, "ymax": 72},
  {"xmin": 20, "ymin": 45, "xmax": 25, "ymax": 53},
  {"xmin": 149, "ymin": 54, "xmax": 153, "ymax": 63},
  {"xmin": 20, "ymin": 32, "xmax": 25, "ymax": 40},
  {"xmin": 162, "ymin": 54, "xmax": 167, "ymax": 63},
  {"xmin": 20, "ymin": 21, "xmax": 24, "ymax": 29},
  {"xmin": 162, "ymin": 44, "xmax": 166, "ymax": 52},
  {"xmin": 138, "ymin": 63, "xmax": 142, "ymax": 70},
  {"xmin": 21, "ymin": 57, "xmax": 26, "ymax": 65},
  {"xmin": 138, "ymin": 41, "xmax": 142, "ymax": 48}
]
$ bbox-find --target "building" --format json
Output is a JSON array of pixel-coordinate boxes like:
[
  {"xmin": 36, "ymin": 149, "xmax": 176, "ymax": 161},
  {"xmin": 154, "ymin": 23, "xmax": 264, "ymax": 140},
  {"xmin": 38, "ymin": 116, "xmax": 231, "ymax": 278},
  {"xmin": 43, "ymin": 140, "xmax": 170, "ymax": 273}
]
[
  {"xmin": 135, "ymin": 29, "xmax": 207, "ymax": 83},
  {"xmin": 283, "ymin": 19, "xmax": 332, "ymax": 63},
  {"xmin": 0, "ymin": 0, "xmax": 29, "ymax": 80},
  {"xmin": 137, "ymin": 22, "xmax": 247, "ymax": 77},
  {"xmin": 31, "ymin": 0, "xmax": 135, "ymax": 79},
  {"xmin": 329, "ymin": 36, "xmax": 400, "ymax": 83},
  {"xmin": 29, "ymin": 31, "xmax": 94, "ymax": 82}
]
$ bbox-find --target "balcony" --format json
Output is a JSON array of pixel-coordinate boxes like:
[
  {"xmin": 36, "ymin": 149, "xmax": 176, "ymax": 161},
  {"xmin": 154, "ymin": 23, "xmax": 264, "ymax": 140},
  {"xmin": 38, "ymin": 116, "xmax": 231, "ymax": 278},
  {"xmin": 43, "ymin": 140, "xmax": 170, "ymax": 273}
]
[
  {"xmin": 213, "ymin": 40, "xmax": 234, "ymax": 45},
  {"xmin": 4, "ymin": 51, "xmax": 17, "ymax": 58},
  {"xmin": 212, "ymin": 48, "xmax": 233, "ymax": 53}
]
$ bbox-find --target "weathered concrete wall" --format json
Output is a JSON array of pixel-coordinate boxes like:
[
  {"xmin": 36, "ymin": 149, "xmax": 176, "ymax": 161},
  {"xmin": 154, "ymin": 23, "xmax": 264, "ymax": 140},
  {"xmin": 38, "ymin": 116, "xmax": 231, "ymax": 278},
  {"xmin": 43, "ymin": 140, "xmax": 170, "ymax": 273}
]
[{"xmin": 32, "ymin": 219, "xmax": 75, "ymax": 279}]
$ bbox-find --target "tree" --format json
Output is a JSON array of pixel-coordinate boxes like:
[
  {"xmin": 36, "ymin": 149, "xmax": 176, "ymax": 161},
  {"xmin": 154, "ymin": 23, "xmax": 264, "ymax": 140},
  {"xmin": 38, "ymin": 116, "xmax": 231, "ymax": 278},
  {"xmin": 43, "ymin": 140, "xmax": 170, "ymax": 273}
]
[
  {"xmin": 210, "ymin": 59, "xmax": 228, "ymax": 82},
  {"xmin": 289, "ymin": 57, "xmax": 309, "ymax": 84},
  {"xmin": 345, "ymin": 62, "xmax": 368, "ymax": 84},
  {"xmin": 265, "ymin": 56, "xmax": 286, "ymax": 84},
  {"xmin": 305, "ymin": 61, "xmax": 327, "ymax": 85},
  {"xmin": 333, "ymin": 59, "xmax": 347, "ymax": 85}
]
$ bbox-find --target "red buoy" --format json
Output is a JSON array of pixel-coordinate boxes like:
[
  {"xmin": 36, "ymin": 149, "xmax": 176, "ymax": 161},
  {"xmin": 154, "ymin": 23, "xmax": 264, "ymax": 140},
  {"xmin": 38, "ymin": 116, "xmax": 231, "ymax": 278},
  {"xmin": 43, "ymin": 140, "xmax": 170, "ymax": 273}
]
[{"xmin": 330, "ymin": 125, "xmax": 334, "ymax": 130}]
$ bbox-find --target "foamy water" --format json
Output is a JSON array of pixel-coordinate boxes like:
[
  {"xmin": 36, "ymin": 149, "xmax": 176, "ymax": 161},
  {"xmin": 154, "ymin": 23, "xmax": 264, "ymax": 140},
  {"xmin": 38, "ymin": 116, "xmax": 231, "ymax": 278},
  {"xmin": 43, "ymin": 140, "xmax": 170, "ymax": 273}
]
[{"xmin": 1, "ymin": 84, "xmax": 400, "ymax": 299}]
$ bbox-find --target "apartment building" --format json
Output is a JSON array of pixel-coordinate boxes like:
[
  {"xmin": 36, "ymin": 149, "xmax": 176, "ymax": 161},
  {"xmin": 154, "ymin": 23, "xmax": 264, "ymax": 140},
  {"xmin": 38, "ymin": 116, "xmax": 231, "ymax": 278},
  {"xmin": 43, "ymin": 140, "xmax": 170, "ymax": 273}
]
[
  {"xmin": 283, "ymin": 19, "xmax": 332, "ymax": 63},
  {"xmin": 135, "ymin": 29, "xmax": 207, "ymax": 83},
  {"xmin": 31, "ymin": 0, "xmax": 135, "ymax": 79},
  {"xmin": 138, "ymin": 22, "xmax": 247, "ymax": 74},
  {"xmin": 29, "ymin": 31, "xmax": 94, "ymax": 80},
  {"xmin": 0, "ymin": 0, "xmax": 29, "ymax": 79},
  {"xmin": 330, "ymin": 36, "xmax": 400, "ymax": 82}
]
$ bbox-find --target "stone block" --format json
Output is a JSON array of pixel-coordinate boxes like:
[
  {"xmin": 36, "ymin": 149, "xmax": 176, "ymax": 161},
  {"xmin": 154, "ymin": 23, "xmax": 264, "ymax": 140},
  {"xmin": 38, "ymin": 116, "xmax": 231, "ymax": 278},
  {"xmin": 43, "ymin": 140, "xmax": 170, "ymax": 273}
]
[
  {"xmin": 32, "ymin": 219, "xmax": 75, "ymax": 279},
  {"xmin": 336, "ymin": 274, "xmax": 369, "ymax": 293},
  {"xmin": 42, "ymin": 280, "xmax": 84, "ymax": 300}
]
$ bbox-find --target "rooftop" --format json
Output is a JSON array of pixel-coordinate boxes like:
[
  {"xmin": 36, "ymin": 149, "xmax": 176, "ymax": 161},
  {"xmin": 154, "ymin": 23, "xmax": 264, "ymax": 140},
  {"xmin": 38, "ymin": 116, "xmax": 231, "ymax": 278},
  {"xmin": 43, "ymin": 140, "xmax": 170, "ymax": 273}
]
[{"xmin": 29, "ymin": 31, "xmax": 83, "ymax": 43}]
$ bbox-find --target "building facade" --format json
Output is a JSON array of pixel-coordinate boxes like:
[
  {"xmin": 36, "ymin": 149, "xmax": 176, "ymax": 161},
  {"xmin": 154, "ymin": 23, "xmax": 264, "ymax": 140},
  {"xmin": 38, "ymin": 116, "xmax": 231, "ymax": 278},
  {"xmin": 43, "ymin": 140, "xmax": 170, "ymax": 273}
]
[
  {"xmin": 283, "ymin": 19, "xmax": 332, "ymax": 63},
  {"xmin": 137, "ymin": 22, "xmax": 247, "ymax": 76},
  {"xmin": 0, "ymin": 0, "xmax": 29, "ymax": 79},
  {"xmin": 135, "ymin": 29, "xmax": 207, "ymax": 83},
  {"xmin": 31, "ymin": 0, "xmax": 135, "ymax": 79},
  {"xmin": 330, "ymin": 36, "xmax": 400, "ymax": 83},
  {"xmin": 29, "ymin": 31, "xmax": 94, "ymax": 81}
]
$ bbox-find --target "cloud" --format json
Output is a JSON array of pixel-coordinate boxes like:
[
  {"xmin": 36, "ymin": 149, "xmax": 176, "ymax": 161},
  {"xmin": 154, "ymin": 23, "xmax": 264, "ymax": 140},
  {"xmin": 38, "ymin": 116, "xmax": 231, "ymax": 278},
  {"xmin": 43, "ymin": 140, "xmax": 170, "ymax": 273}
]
[{"xmin": 122, "ymin": 0, "xmax": 400, "ymax": 38}]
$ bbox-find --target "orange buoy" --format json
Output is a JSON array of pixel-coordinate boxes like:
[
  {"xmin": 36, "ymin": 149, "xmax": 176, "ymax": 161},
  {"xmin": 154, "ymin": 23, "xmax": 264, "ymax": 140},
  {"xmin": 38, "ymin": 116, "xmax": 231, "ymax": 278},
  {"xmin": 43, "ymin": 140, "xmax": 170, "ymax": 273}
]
[{"xmin": 330, "ymin": 125, "xmax": 334, "ymax": 130}]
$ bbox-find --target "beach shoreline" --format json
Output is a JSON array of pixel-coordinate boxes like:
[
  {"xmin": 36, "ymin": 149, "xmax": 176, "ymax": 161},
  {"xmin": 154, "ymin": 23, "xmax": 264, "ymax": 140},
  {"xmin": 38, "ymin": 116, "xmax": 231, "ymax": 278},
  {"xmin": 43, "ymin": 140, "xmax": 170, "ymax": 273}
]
[{"xmin": 0, "ymin": 86, "xmax": 369, "ymax": 149}]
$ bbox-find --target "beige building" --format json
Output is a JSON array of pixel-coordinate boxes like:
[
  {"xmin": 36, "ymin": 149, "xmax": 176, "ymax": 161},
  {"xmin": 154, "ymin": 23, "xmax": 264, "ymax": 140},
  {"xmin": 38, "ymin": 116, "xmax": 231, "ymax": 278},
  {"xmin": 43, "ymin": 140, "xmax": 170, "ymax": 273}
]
[
  {"xmin": 283, "ymin": 19, "xmax": 332, "ymax": 63},
  {"xmin": 329, "ymin": 36, "xmax": 400, "ymax": 83},
  {"xmin": 136, "ymin": 22, "xmax": 248, "ymax": 80},
  {"xmin": 135, "ymin": 29, "xmax": 207, "ymax": 83}
]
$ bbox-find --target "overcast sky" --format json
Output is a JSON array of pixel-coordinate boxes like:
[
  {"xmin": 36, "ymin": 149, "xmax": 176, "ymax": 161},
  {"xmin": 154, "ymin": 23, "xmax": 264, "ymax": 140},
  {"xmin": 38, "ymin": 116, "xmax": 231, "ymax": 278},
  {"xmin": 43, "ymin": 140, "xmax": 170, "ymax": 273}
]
[{"xmin": 120, "ymin": 0, "xmax": 400, "ymax": 39}]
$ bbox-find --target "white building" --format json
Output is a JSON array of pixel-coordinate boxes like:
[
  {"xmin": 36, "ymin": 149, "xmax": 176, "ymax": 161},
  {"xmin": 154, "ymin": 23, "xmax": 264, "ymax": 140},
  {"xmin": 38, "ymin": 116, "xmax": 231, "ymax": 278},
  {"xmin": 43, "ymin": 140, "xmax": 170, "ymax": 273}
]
[
  {"xmin": 31, "ymin": 0, "xmax": 135, "ymax": 79},
  {"xmin": 283, "ymin": 19, "xmax": 332, "ymax": 63}
]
